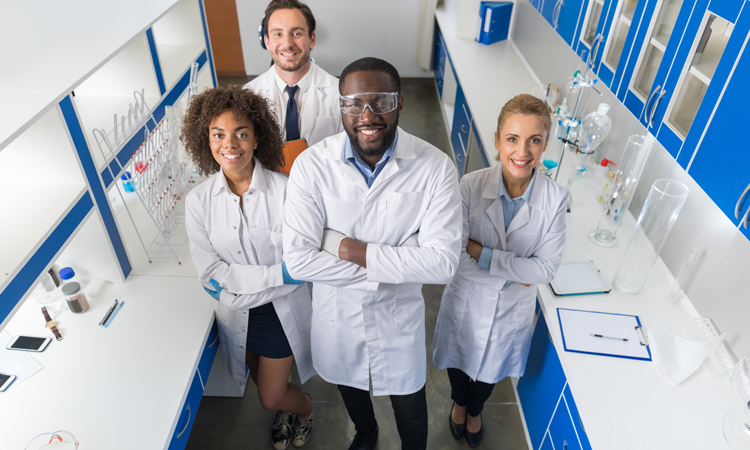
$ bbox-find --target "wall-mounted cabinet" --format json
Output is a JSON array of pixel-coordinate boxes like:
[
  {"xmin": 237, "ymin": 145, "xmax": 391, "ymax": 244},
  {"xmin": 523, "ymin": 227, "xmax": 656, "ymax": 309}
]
[{"xmin": 152, "ymin": 0, "xmax": 208, "ymax": 92}]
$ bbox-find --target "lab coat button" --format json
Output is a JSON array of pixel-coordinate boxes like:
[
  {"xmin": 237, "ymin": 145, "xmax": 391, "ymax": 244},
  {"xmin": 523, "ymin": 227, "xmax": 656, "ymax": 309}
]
[
  {"xmin": 237, "ymin": 251, "xmax": 241, "ymax": 254},
  {"xmin": 253, "ymin": 225, "xmax": 256, "ymax": 228},
  {"xmin": 233, "ymin": 226, "xmax": 237, "ymax": 230}
]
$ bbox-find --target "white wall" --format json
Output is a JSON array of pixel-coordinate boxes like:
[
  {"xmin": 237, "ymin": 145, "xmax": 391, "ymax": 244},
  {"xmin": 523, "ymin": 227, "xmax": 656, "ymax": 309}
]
[
  {"xmin": 513, "ymin": 0, "xmax": 750, "ymax": 359},
  {"xmin": 235, "ymin": 0, "xmax": 430, "ymax": 77}
]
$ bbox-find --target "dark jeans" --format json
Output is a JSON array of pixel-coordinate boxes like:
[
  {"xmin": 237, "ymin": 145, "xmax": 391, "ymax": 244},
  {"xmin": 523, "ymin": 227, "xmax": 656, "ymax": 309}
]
[
  {"xmin": 337, "ymin": 384, "xmax": 428, "ymax": 450},
  {"xmin": 447, "ymin": 368, "xmax": 496, "ymax": 417}
]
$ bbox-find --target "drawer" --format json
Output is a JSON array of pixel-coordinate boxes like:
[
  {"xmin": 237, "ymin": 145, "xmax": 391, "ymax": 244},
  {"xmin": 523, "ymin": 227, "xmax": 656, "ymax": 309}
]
[
  {"xmin": 168, "ymin": 370, "xmax": 204, "ymax": 450},
  {"xmin": 548, "ymin": 391, "xmax": 583, "ymax": 450},
  {"xmin": 563, "ymin": 384, "xmax": 592, "ymax": 450}
]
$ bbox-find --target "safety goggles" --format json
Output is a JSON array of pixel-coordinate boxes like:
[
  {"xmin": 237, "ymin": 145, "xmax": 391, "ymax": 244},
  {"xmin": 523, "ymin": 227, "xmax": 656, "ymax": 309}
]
[{"xmin": 339, "ymin": 92, "xmax": 399, "ymax": 116}]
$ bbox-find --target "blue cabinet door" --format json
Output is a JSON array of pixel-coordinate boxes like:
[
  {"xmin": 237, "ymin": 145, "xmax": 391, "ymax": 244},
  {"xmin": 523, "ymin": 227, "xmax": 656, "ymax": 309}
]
[
  {"xmin": 434, "ymin": 26, "xmax": 447, "ymax": 99},
  {"xmin": 681, "ymin": 17, "xmax": 750, "ymax": 239},
  {"xmin": 197, "ymin": 320, "xmax": 219, "ymax": 385},
  {"xmin": 548, "ymin": 396, "xmax": 584, "ymax": 450},
  {"xmin": 451, "ymin": 85, "xmax": 472, "ymax": 176},
  {"xmin": 611, "ymin": 0, "xmax": 654, "ymax": 100},
  {"xmin": 558, "ymin": 0, "xmax": 590, "ymax": 46},
  {"xmin": 517, "ymin": 309, "xmax": 568, "ymax": 450},
  {"xmin": 169, "ymin": 371, "xmax": 204, "ymax": 450},
  {"xmin": 664, "ymin": 1, "xmax": 748, "ymax": 162},
  {"xmin": 622, "ymin": 0, "xmax": 695, "ymax": 127},
  {"xmin": 564, "ymin": 384, "xmax": 593, "ymax": 450}
]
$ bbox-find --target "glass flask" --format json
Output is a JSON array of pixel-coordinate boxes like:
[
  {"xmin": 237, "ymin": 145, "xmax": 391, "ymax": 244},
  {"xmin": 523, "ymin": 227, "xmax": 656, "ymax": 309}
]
[{"xmin": 589, "ymin": 135, "xmax": 649, "ymax": 247}]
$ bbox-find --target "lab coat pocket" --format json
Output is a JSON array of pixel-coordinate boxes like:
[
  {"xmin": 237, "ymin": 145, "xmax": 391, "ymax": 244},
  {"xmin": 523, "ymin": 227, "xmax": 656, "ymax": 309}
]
[
  {"xmin": 393, "ymin": 283, "xmax": 423, "ymax": 327},
  {"xmin": 322, "ymin": 197, "xmax": 362, "ymax": 234},
  {"xmin": 385, "ymin": 190, "xmax": 426, "ymax": 237},
  {"xmin": 312, "ymin": 283, "xmax": 337, "ymax": 324}
]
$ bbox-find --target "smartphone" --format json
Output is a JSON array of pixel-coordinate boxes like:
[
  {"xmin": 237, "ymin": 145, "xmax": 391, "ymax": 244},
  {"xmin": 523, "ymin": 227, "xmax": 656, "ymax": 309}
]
[
  {"xmin": 6, "ymin": 335, "xmax": 51, "ymax": 352},
  {"xmin": 0, "ymin": 373, "xmax": 16, "ymax": 392}
]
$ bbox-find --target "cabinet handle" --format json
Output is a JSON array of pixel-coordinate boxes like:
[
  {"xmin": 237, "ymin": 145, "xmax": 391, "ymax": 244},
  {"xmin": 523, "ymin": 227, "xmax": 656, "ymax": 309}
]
[
  {"xmin": 438, "ymin": 80, "xmax": 443, "ymax": 87},
  {"xmin": 649, "ymin": 89, "xmax": 666, "ymax": 128},
  {"xmin": 553, "ymin": 0, "xmax": 564, "ymax": 28},
  {"xmin": 440, "ymin": 57, "xmax": 445, "ymax": 64},
  {"xmin": 563, "ymin": 440, "xmax": 568, "ymax": 450},
  {"xmin": 209, "ymin": 334, "xmax": 219, "ymax": 349},
  {"xmin": 734, "ymin": 181, "xmax": 750, "ymax": 220},
  {"xmin": 461, "ymin": 124, "xmax": 469, "ymax": 134},
  {"xmin": 457, "ymin": 152, "xmax": 465, "ymax": 163},
  {"xmin": 578, "ymin": 413, "xmax": 588, "ymax": 435},
  {"xmin": 176, "ymin": 404, "xmax": 192, "ymax": 439},
  {"xmin": 643, "ymin": 85, "xmax": 661, "ymax": 124}
]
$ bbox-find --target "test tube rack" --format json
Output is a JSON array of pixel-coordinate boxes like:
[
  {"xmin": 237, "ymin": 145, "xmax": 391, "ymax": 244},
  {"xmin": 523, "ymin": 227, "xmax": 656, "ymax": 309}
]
[{"xmin": 95, "ymin": 84, "xmax": 199, "ymax": 264}]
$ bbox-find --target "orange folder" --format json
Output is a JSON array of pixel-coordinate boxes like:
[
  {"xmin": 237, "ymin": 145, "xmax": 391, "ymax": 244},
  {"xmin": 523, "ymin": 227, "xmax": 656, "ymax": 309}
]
[{"xmin": 281, "ymin": 139, "xmax": 308, "ymax": 176}]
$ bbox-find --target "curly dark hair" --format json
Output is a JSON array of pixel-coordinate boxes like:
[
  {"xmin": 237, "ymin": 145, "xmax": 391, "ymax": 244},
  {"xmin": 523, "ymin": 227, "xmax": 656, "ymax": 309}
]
[{"xmin": 181, "ymin": 85, "xmax": 284, "ymax": 175}]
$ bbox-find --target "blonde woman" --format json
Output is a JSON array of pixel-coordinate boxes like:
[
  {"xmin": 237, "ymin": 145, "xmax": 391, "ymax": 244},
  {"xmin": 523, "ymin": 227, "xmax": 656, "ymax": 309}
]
[{"xmin": 432, "ymin": 94, "xmax": 568, "ymax": 448}]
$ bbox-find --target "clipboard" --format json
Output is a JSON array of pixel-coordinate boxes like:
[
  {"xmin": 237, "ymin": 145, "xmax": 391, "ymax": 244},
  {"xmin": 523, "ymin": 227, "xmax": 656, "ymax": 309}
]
[
  {"xmin": 557, "ymin": 308, "xmax": 651, "ymax": 361},
  {"xmin": 281, "ymin": 139, "xmax": 308, "ymax": 176},
  {"xmin": 549, "ymin": 261, "xmax": 611, "ymax": 296}
]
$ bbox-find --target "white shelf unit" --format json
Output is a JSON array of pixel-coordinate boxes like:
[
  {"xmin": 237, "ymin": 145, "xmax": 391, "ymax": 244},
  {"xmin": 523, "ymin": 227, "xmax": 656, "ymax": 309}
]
[
  {"xmin": 72, "ymin": 33, "xmax": 163, "ymax": 172},
  {"xmin": 152, "ymin": 0, "xmax": 208, "ymax": 93},
  {"xmin": 0, "ymin": 107, "xmax": 87, "ymax": 298}
]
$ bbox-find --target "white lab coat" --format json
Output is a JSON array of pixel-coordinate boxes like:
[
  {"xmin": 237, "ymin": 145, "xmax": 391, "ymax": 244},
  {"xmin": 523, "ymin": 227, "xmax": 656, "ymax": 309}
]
[
  {"xmin": 432, "ymin": 165, "xmax": 567, "ymax": 383},
  {"xmin": 185, "ymin": 160, "xmax": 315, "ymax": 383},
  {"xmin": 245, "ymin": 62, "xmax": 343, "ymax": 147},
  {"xmin": 283, "ymin": 129, "xmax": 462, "ymax": 396}
]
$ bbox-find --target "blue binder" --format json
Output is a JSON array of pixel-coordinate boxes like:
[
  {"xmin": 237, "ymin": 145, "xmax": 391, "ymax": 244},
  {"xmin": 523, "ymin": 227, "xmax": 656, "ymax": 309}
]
[{"xmin": 477, "ymin": 2, "xmax": 512, "ymax": 45}]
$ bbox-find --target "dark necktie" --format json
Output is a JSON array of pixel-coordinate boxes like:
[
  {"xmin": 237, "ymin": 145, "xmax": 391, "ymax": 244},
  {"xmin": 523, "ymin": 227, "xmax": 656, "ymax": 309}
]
[{"xmin": 285, "ymin": 85, "xmax": 300, "ymax": 141}]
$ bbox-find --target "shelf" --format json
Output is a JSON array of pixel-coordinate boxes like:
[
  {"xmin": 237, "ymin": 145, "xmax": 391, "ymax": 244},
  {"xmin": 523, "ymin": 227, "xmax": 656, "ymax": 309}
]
[
  {"xmin": 72, "ymin": 33, "xmax": 162, "ymax": 171},
  {"xmin": 622, "ymin": 0, "xmax": 638, "ymax": 22},
  {"xmin": 582, "ymin": 1, "xmax": 603, "ymax": 45},
  {"xmin": 668, "ymin": 72, "xmax": 707, "ymax": 137},
  {"xmin": 605, "ymin": 19, "xmax": 630, "ymax": 68},
  {"xmin": 691, "ymin": 33, "xmax": 729, "ymax": 82},
  {"xmin": 152, "ymin": 0, "xmax": 207, "ymax": 91},
  {"xmin": 633, "ymin": 44, "xmax": 665, "ymax": 98}
]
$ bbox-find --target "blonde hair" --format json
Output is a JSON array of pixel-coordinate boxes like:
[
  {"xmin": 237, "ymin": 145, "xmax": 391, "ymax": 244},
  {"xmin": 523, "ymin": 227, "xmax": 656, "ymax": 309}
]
[{"xmin": 494, "ymin": 94, "xmax": 552, "ymax": 162}]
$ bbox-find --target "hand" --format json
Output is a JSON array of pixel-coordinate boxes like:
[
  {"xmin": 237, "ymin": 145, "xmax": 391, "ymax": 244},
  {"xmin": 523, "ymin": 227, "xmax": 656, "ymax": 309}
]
[
  {"xmin": 282, "ymin": 262, "xmax": 305, "ymax": 285},
  {"xmin": 466, "ymin": 239, "xmax": 483, "ymax": 261},
  {"xmin": 203, "ymin": 279, "xmax": 222, "ymax": 301}
]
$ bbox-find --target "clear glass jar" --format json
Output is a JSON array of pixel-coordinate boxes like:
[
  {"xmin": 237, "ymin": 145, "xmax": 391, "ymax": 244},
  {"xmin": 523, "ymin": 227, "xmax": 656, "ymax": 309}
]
[{"xmin": 61, "ymin": 282, "xmax": 89, "ymax": 314}]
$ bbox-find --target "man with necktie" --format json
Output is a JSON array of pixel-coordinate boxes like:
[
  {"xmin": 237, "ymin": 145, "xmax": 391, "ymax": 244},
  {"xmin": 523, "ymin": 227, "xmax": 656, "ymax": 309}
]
[{"xmin": 245, "ymin": 0, "xmax": 342, "ymax": 149}]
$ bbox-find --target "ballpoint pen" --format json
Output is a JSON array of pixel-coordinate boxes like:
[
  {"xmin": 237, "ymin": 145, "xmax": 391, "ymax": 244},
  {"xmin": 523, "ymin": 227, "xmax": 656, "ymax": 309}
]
[
  {"xmin": 591, "ymin": 333, "xmax": 628, "ymax": 342},
  {"xmin": 104, "ymin": 301, "xmax": 125, "ymax": 328},
  {"xmin": 99, "ymin": 299, "xmax": 118, "ymax": 326}
]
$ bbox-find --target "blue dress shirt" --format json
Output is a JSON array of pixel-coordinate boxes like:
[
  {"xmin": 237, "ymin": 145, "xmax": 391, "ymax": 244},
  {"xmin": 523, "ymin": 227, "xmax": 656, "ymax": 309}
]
[{"xmin": 343, "ymin": 131, "xmax": 398, "ymax": 187}]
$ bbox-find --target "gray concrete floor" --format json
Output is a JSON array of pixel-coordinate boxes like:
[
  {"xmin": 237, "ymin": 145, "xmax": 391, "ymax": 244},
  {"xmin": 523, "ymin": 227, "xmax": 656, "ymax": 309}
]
[{"xmin": 186, "ymin": 77, "xmax": 528, "ymax": 449}]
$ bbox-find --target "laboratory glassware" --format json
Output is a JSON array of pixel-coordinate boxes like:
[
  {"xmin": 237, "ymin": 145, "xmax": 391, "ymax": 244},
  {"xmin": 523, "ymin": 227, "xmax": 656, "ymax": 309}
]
[
  {"xmin": 665, "ymin": 247, "xmax": 699, "ymax": 302},
  {"xmin": 31, "ymin": 271, "xmax": 62, "ymax": 306},
  {"xmin": 612, "ymin": 179, "xmax": 689, "ymax": 294},
  {"xmin": 589, "ymin": 135, "xmax": 648, "ymax": 247},
  {"xmin": 723, "ymin": 356, "xmax": 750, "ymax": 449},
  {"xmin": 25, "ymin": 430, "xmax": 79, "ymax": 449},
  {"xmin": 62, "ymin": 282, "xmax": 89, "ymax": 314}
]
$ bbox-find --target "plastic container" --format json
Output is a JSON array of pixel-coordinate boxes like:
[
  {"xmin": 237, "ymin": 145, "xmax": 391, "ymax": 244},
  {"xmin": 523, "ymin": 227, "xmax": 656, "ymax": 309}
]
[
  {"xmin": 121, "ymin": 171, "xmax": 135, "ymax": 192},
  {"xmin": 62, "ymin": 282, "xmax": 89, "ymax": 313},
  {"xmin": 58, "ymin": 267, "xmax": 79, "ymax": 286}
]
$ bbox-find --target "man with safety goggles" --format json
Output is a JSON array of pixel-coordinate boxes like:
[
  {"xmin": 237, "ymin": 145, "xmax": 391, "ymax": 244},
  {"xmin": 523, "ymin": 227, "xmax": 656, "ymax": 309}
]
[{"xmin": 283, "ymin": 57, "xmax": 462, "ymax": 450}]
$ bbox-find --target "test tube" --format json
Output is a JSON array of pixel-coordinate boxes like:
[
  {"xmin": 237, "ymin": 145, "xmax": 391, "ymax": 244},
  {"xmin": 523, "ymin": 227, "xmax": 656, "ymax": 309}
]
[{"xmin": 667, "ymin": 248, "xmax": 699, "ymax": 302}]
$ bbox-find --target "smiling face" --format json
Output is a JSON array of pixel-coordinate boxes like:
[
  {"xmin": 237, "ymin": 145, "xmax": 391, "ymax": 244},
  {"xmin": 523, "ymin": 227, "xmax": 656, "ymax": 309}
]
[
  {"xmin": 209, "ymin": 111, "xmax": 257, "ymax": 179},
  {"xmin": 495, "ymin": 114, "xmax": 548, "ymax": 187},
  {"xmin": 264, "ymin": 8, "xmax": 315, "ymax": 75},
  {"xmin": 341, "ymin": 70, "xmax": 402, "ymax": 163}
]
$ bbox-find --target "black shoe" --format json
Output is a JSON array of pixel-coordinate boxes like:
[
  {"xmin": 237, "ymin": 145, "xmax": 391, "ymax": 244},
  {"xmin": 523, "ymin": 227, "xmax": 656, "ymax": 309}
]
[
  {"xmin": 465, "ymin": 414, "xmax": 484, "ymax": 448},
  {"xmin": 448, "ymin": 402, "xmax": 466, "ymax": 439},
  {"xmin": 272, "ymin": 411, "xmax": 296, "ymax": 450},
  {"xmin": 347, "ymin": 425, "xmax": 378, "ymax": 450}
]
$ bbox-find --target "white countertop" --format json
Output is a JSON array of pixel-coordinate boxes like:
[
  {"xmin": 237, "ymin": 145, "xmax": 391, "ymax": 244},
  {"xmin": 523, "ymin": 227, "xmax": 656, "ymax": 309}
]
[
  {"xmin": 0, "ymin": 274, "xmax": 215, "ymax": 450},
  {"xmin": 540, "ymin": 165, "xmax": 735, "ymax": 449}
]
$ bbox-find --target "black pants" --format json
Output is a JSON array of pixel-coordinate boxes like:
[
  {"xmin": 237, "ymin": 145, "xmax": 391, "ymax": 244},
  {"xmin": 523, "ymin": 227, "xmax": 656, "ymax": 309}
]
[
  {"xmin": 447, "ymin": 368, "xmax": 496, "ymax": 417},
  {"xmin": 337, "ymin": 384, "xmax": 428, "ymax": 450}
]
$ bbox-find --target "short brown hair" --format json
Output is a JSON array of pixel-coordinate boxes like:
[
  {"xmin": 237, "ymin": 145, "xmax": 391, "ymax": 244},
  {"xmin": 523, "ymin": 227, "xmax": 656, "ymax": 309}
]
[
  {"xmin": 263, "ymin": 0, "xmax": 316, "ymax": 36},
  {"xmin": 181, "ymin": 85, "xmax": 284, "ymax": 175}
]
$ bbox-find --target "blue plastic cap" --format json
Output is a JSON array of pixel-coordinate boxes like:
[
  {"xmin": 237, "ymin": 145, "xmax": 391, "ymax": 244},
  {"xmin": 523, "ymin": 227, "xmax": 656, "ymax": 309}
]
[
  {"xmin": 121, "ymin": 171, "xmax": 132, "ymax": 181},
  {"xmin": 59, "ymin": 267, "xmax": 75, "ymax": 280}
]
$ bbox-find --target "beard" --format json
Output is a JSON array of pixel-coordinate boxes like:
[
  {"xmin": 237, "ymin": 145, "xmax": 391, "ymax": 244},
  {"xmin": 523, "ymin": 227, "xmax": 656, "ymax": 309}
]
[
  {"xmin": 346, "ymin": 119, "xmax": 399, "ymax": 160},
  {"xmin": 272, "ymin": 48, "xmax": 311, "ymax": 73}
]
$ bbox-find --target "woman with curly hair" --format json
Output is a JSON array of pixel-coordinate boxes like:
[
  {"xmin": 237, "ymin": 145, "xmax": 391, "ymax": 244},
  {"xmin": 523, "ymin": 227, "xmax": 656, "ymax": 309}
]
[{"xmin": 183, "ymin": 85, "xmax": 314, "ymax": 449}]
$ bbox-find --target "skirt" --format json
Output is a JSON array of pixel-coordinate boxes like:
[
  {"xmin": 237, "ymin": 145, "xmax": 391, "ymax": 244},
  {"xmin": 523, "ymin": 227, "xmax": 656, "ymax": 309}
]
[{"xmin": 246, "ymin": 302, "xmax": 293, "ymax": 359}]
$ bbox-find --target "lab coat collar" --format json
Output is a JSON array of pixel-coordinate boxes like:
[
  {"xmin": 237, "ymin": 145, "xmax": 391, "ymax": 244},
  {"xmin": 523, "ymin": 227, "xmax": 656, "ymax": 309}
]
[
  {"xmin": 484, "ymin": 164, "xmax": 545, "ymax": 244},
  {"xmin": 273, "ymin": 61, "xmax": 314, "ymax": 94},
  {"xmin": 210, "ymin": 158, "xmax": 269, "ymax": 197}
]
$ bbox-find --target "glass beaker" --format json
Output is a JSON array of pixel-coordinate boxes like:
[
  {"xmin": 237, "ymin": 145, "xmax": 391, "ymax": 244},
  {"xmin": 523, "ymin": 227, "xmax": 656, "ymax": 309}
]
[
  {"xmin": 589, "ymin": 135, "xmax": 649, "ymax": 247},
  {"xmin": 612, "ymin": 179, "xmax": 689, "ymax": 294}
]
